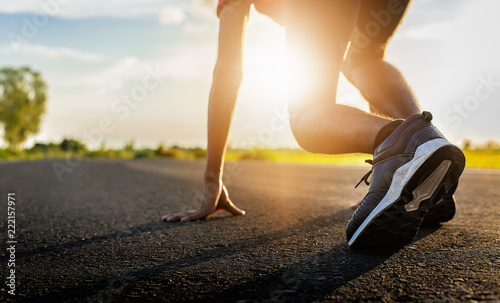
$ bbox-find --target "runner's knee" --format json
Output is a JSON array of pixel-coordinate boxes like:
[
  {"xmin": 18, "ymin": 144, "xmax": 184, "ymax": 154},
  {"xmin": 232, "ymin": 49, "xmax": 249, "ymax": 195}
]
[
  {"xmin": 288, "ymin": 107, "xmax": 327, "ymax": 154},
  {"xmin": 343, "ymin": 47, "xmax": 385, "ymax": 81}
]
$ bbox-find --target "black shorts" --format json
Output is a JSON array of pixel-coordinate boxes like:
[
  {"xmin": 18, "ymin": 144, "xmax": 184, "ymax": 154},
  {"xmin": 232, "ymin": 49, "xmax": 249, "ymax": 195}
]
[
  {"xmin": 285, "ymin": 0, "xmax": 411, "ymax": 71},
  {"xmin": 285, "ymin": 0, "xmax": 411, "ymax": 110},
  {"xmin": 346, "ymin": 0, "xmax": 411, "ymax": 70}
]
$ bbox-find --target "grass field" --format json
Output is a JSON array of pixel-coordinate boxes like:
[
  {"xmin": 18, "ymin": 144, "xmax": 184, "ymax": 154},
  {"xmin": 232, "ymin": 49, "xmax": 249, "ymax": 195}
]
[
  {"xmin": 1, "ymin": 146, "xmax": 499, "ymax": 170},
  {"xmin": 462, "ymin": 150, "xmax": 500, "ymax": 169},
  {"xmin": 226, "ymin": 148, "xmax": 500, "ymax": 169}
]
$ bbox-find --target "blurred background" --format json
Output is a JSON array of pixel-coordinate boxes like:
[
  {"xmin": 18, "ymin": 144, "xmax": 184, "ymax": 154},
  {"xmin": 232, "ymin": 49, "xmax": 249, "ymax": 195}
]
[{"xmin": 0, "ymin": 0, "xmax": 499, "ymax": 165}]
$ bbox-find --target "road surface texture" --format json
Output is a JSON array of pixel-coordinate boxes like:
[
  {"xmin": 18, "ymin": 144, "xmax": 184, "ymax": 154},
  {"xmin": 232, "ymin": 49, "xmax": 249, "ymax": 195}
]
[{"xmin": 0, "ymin": 158, "xmax": 499, "ymax": 302}]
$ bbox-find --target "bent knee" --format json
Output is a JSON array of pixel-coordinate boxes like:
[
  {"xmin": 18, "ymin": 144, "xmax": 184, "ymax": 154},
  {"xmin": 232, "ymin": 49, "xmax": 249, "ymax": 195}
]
[
  {"xmin": 289, "ymin": 111, "xmax": 325, "ymax": 154},
  {"xmin": 291, "ymin": 129, "xmax": 321, "ymax": 154},
  {"xmin": 343, "ymin": 47, "xmax": 385, "ymax": 80}
]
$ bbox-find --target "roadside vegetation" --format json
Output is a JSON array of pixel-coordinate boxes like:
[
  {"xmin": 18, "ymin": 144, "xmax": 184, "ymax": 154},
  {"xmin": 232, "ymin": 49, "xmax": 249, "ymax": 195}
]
[{"xmin": 0, "ymin": 138, "xmax": 498, "ymax": 169}]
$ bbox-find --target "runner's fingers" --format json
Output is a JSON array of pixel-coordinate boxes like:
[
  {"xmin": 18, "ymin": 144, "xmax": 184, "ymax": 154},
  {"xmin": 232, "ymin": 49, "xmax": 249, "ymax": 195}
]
[
  {"xmin": 181, "ymin": 210, "xmax": 210, "ymax": 222},
  {"xmin": 162, "ymin": 210, "xmax": 196, "ymax": 221}
]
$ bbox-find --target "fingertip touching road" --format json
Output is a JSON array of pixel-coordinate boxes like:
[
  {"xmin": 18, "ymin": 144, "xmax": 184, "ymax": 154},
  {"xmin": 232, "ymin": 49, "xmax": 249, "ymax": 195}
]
[{"xmin": 0, "ymin": 158, "xmax": 499, "ymax": 302}]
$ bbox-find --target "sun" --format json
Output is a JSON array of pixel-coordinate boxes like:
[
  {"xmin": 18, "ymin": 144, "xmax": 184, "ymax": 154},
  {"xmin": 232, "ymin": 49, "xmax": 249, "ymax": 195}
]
[
  {"xmin": 239, "ymin": 12, "xmax": 289, "ymax": 112},
  {"xmin": 243, "ymin": 45, "xmax": 288, "ymax": 102}
]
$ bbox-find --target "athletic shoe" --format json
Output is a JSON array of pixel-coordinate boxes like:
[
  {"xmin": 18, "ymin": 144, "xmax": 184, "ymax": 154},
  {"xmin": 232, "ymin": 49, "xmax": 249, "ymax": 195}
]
[
  {"xmin": 346, "ymin": 112, "xmax": 465, "ymax": 248},
  {"xmin": 421, "ymin": 183, "xmax": 457, "ymax": 226}
]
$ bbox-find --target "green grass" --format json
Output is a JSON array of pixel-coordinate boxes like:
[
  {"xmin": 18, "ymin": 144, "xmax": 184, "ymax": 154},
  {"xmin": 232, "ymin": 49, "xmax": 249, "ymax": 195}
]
[
  {"xmin": 463, "ymin": 150, "xmax": 500, "ymax": 169},
  {"xmin": 1, "ymin": 145, "xmax": 499, "ymax": 170},
  {"xmin": 226, "ymin": 148, "xmax": 370, "ymax": 166},
  {"xmin": 226, "ymin": 147, "xmax": 500, "ymax": 169},
  {"xmin": 0, "ymin": 146, "xmax": 207, "ymax": 162}
]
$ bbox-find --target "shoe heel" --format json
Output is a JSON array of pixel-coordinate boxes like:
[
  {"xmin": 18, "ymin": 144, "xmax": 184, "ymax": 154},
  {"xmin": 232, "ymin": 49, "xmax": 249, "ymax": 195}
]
[
  {"xmin": 442, "ymin": 146, "xmax": 466, "ymax": 193},
  {"xmin": 405, "ymin": 159, "xmax": 452, "ymax": 212},
  {"xmin": 404, "ymin": 144, "xmax": 465, "ymax": 213}
]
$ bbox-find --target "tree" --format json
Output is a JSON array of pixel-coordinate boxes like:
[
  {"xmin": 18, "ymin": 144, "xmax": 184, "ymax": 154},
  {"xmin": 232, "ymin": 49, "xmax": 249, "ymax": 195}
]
[
  {"xmin": 484, "ymin": 140, "xmax": 500, "ymax": 151},
  {"xmin": 462, "ymin": 139, "xmax": 472, "ymax": 150},
  {"xmin": 123, "ymin": 139, "xmax": 135, "ymax": 152},
  {"xmin": 60, "ymin": 138, "xmax": 88, "ymax": 154},
  {"xmin": 0, "ymin": 67, "xmax": 47, "ymax": 150}
]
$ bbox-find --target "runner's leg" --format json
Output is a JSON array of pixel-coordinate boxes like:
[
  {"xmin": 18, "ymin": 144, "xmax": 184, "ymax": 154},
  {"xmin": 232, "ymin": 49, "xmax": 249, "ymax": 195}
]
[
  {"xmin": 343, "ymin": 0, "xmax": 419, "ymax": 119},
  {"xmin": 286, "ymin": 0, "xmax": 393, "ymax": 154}
]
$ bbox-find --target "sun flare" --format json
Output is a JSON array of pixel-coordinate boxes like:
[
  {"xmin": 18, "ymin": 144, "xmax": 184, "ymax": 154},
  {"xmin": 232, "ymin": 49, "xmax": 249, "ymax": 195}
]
[
  {"xmin": 242, "ymin": 41, "xmax": 288, "ymax": 109},
  {"xmin": 239, "ymin": 10, "xmax": 289, "ymax": 112}
]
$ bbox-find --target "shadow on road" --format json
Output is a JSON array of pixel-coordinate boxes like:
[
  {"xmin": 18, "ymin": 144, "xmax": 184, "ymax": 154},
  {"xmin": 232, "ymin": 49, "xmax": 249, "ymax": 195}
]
[
  {"xmin": 192, "ymin": 225, "xmax": 442, "ymax": 303},
  {"xmin": 191, "ymin": 247, "xmax": 397, "ymax": 303},
  {"xmin": 21, "ymin": 210, "xmax": 441, "ymax": 303},
  {"xmin": 0, "ymin": 221, "xmax": 183, "ymax": 263}
]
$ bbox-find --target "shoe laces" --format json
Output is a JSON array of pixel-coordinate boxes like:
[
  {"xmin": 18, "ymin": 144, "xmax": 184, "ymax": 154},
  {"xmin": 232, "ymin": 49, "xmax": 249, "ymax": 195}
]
[{"xmin": 355, "ymin": 159, "xmax": 374, "ymax": 188}]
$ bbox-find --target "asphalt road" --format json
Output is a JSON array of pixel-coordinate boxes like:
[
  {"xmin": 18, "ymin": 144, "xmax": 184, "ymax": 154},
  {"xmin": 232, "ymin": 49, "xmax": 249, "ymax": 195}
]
[{"xmin": 0, "ymin": 158, "xmax": 499, "ymax": 302}]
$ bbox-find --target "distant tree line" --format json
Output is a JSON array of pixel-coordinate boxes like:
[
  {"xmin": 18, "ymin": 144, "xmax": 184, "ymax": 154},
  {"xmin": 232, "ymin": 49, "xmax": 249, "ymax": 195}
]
[
  {"xmin": 462, "ymin": 139, "xmax": 500, "ymax": 151},
  {"xmin": 0, "ymin": 137, "xmax": 207, "ymax": 160}
]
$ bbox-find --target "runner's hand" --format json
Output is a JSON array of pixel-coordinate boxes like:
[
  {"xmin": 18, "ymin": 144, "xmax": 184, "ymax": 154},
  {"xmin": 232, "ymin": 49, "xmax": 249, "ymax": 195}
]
[{"xmin": 161, "ymin": 181, "xmax": 245, "ymax": 222}]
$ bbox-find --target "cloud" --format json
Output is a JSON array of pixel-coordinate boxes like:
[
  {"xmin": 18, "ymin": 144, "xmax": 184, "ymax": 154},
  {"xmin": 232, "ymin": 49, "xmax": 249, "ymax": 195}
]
[
  {"xmin": 0, "ymin": 1, "xmax": 37, "ymax": 14},
  {"xmin": 400, "ymin": 0, "xmax": 469, "ymax": 33},
  {"xmin": 191, "ymin": 0, "xmax": 218, "ymax": 20},
  {"xmin": 1, "ymin": 44, "xmax": 104, "ymax": 61},
  {"xmin": 0, "ymin": 0, "xmax": 187, "ymax": 19},
  {"xmin": 54, "ymin": 57, "xmax": 139, "ymax": 90},
  {"xmin": 159, "ymin": 7, "xmax": 186, "ymax": 25},
  {"xmin": 184, "ymin": 23, "xmax": 209, "ymax": 34},
  {"xmin": 148, "ymin": 44, "xmax": 215, "ymax": 80},
  {"xmin": 0, "ymin": 0, "xmax": 218, "ymax": 27}
]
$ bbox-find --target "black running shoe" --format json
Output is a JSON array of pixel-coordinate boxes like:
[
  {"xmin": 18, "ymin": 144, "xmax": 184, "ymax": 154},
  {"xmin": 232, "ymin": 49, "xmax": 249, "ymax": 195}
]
[
  {"xmin": 346, "ymin": 112, "xmax": 465, "ymax": 248},
  {"xmin": 421, "ymin": 183, "xmax": 457, "ymax": 226}
]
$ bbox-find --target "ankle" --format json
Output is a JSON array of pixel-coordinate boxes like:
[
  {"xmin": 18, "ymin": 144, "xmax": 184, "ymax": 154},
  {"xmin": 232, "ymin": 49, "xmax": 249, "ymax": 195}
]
[{"xmin": 373, "ymin": 119, "xmax": 404, "ymax": 151}]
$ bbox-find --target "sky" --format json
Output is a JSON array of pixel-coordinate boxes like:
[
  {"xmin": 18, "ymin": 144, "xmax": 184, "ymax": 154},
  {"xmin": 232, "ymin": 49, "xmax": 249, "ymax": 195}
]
[{"xmin": 0, "ymin": 0, "xmax": 499, "ymax": 150}]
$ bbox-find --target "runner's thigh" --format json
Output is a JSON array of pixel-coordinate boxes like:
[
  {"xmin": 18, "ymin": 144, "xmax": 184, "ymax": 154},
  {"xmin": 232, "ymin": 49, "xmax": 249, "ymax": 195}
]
[{"xmin": 286, "ymin": 0, "xmax": 361, "ymax": 115}]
